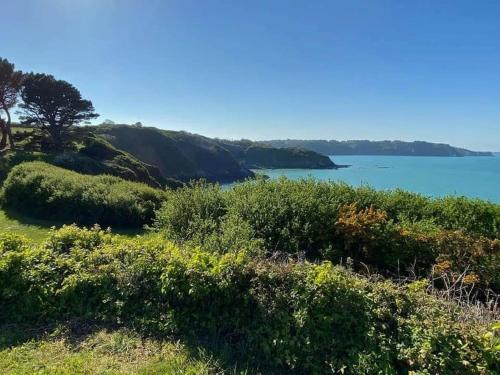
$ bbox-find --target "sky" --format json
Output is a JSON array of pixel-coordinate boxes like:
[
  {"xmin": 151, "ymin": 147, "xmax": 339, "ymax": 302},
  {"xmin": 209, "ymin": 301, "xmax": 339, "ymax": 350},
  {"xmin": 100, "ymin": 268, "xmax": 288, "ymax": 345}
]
[{"xmin": 2, "ymin": 0, "xmax": 500, "ymax": 151}]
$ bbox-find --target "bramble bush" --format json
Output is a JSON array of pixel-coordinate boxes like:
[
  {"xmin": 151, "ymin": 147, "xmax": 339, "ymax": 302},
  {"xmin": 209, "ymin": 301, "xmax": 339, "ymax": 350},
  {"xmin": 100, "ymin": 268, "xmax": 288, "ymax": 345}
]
[
  {"xmin": 0, "ymin": 226, "xmax": 497, "ymax": 374},
  {"xmin": 0, "ymin": 161, "xmax": 165, "ymax": 227}
]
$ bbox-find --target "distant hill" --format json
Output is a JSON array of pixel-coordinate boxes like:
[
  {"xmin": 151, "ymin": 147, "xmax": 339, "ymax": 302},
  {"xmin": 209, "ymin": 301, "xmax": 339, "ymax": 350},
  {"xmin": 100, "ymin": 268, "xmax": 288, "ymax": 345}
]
[
  {"xmin": 95, "ymin": 125, "xmax": 254, "ymax": 183},
  {"xmin": 214, "ymin": 139, "xmax": 337, "ymax": 169},
  {"xmin": 95, "ymin": 125, "xmax": 337, "ymax": 183},
  {"xmin": 263, "ymin": 139, "xmax": 493, "ymax": 157}
]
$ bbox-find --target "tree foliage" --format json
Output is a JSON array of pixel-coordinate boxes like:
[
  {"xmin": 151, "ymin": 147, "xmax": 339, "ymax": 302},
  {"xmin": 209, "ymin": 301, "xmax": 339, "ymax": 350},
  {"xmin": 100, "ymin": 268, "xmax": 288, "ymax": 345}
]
[
  {"xmin": 19, "ymin": 73, "xmax": 98, "ymax": 148},
  {"xmin": 0, "ymin": 57, "xmax": 23, "ymax": 149}
]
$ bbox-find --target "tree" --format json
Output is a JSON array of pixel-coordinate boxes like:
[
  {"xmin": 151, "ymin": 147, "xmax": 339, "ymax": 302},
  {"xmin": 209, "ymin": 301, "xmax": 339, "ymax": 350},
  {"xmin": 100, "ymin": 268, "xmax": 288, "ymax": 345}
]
[
  {"xmin": 19, "ymin": 73, "xmax": 99, "ymax": 148},
  {"xmin": 0, "ymin": 57, "xmax": 23, "ymax": 149}
]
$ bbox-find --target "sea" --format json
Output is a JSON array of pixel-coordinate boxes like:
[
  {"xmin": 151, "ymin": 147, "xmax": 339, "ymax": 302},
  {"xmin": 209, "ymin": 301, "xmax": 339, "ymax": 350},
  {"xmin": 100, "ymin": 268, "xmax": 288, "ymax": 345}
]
[{"xmin": 254, "ymin": 155, "xmax": 500, "ymax": 203}]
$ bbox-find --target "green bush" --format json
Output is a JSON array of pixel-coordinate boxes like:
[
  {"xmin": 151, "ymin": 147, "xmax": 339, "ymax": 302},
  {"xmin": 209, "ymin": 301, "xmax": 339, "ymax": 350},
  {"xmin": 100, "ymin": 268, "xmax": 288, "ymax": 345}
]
[
  {"xmin": 1, "ymin": 161, "xmax": 165, "ymax": 227},
  {"xmin": 156, "ymin": 180, "xmax": 227, "ymax": 244},
  {"xmin": 226, "ymin": 178, "xmax": 337, "ymax": 257},
  {"xmin": 154, "ymin": 178, "xmax": 500, "ymax": 291},
  {"xmin": 0, "ymin": 150, "xmax": 50, "ymax": 183},
  {"xmin": 0, "ymin": 227, "xmax": 496, "ymax": 374},
  {"xmin": 331, "ymin": 204, "xmax": 500, "ymax": 292}
]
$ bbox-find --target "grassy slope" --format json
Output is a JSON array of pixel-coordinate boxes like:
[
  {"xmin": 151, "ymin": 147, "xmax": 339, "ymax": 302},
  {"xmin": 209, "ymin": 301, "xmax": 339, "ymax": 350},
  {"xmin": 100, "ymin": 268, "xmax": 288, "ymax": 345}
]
[
  {"xmin": 242, "ymin": 145, "xmax": 336, "ymax": 169},
  {"xmin": 0, "ymin": 326, "xmax": 229, "ymax": 375},
  {"xmin": 3, "ymin": 126, "xmax": 181, "ymax": 189}
]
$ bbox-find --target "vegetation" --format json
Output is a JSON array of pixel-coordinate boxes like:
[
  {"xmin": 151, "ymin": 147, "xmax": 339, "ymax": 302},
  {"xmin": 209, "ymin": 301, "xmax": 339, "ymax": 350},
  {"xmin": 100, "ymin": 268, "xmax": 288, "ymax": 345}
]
[
  {"xmin": 0, "ymin": 326, "xmax": 224, "ymax": 374},
  {"xmin": 18, "ymin": 73, "xmax": 99, "ymax": 149},
  {"xmin": 0, "ymin": 57, "xmax": 23, "ymax": 149},
  {"xmin": 54, "ymin": 134, "xmax": 183, "ymax": 189},
  {"xmin": 96, "ymin": 124, "xmax": 256, "ymax": 182},
  {"xmin": 242, "ymin": 144, "xmax": 336, "ymax": 169},
  {"xmin": 0, "ymin": 209, "xmax": 146, "ymax": 242},
  {"xmin": 0, "ymin": 210, "xmax": 55, "ymax": 242},
  {"xmin": 1, "ymin": 162, "xmax": 165, "ymax": 228},
  {"xmin": 0, "ymin": 131, "xmax": 183, "ymax": 189},
  {"xmin": 155, "ymin": 178, "xmax": 500, "ymax": 292},
  {"xmin": 265, "ymin": 139, "xmax": 494, "ymax": 156},
  {"xmin": 215, "ymin": 139, "xmax": 337, "ymax": 169},
  {"xmin": 0, "ymin": 56, "xmax": 498, "ymax": 373},
  {"xmin": 0, "ymin": 226, "xmax": 498, "ymax": 374},
  {"xmin": 0, "ymin": 150, "xmax": 50, "ymax": 183},
  {"xmin": 96, "ymin": 125, "xmax": 339, "ymax": 182}
]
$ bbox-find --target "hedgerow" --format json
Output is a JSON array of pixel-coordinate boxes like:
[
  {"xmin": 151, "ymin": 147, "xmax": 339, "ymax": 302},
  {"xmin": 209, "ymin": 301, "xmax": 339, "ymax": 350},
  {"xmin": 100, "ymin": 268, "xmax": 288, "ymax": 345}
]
[
  {"xmin": 0, "ymin": 227, "xmax": 497, "ymax": 374},
  {"xmin": 0, "ymin": 161, "xmax": 165, "ymax": 227},
  {"xmin": 154, "ymin": 178, "xmax": 500, "ymax": 292}
]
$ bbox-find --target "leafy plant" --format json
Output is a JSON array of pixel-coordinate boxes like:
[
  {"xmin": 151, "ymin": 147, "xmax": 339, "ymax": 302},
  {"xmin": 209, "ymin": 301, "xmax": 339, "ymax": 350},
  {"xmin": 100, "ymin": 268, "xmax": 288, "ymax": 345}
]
[
  {"xmin": 0, "ymin": 227, "xmax": 496, "ymax": 374},
  {"xmin": 1, "ymin": 161, "xmax": 165, "ymax": 227}
]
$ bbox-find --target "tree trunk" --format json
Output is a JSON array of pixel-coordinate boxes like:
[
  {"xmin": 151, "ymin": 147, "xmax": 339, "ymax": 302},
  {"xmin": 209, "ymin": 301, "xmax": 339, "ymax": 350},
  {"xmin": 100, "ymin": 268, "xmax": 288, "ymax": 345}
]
[
  {"xmin": 4, "ymin": 109, "xmax": 15, "ymax": 149},
  {"xmin": 0, "ymin": 125, "xmax": 6, "ymax": 150},
  {"xmin": 48, "ymin": 126, "xmax": 62, "ymax": 149}
]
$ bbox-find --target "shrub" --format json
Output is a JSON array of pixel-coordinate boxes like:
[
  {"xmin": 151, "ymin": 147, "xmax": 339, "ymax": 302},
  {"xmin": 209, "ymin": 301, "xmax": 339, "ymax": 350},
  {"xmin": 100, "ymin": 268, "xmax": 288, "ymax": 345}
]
[
  {"xmin": 332, "ymin": 204, "xmax": 500, "ymax": 292},
  {"xmin": 154, "ymin": 180, "xmax": 226, "ymax": 244},
  {"xmin": 154, "ymin": 178, "xmax": 500, "ymax": 292},
  {"xmin": 0, "ymin": 150, "xmax": 50, "ymax": 183},
  {"xmin": 429, "ymin": 230, "xmax": 500, "ymax": 292},
  {"xmin": 323, "ymin": 184, "xmax": 500, "ymax": 238},
  {"xmin": 1, "ymin": 161, "xmax": 165, "ymax": 227},
  {"xmin": 226, "ymin": 178, "xmax": 337, "ymax": 257},
  {"xmin": 330, "ymin": 203, "xmax": 433, "ymax": 272},
  {"xmin": 0, "ymin": 227, "xmax": 496, "ymax": 374}
]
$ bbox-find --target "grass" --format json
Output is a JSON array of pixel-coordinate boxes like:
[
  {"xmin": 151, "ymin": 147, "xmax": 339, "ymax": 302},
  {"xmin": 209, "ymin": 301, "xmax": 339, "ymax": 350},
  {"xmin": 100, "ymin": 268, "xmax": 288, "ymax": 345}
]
[
  {"xmin": 0, "ymin": 325, "xmax": 228, "ymax": 375},
  {"xmin": 0, "ymin": 210, "xmax": 147, "ymax": 242},
  {"xmin": 0, "ymin": 210, "xmax": 55, "ymax": 242}
]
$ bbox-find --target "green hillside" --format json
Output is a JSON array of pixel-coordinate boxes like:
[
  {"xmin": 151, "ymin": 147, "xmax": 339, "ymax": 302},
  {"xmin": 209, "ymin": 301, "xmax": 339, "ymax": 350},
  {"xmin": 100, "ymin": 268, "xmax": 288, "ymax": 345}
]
[
  {"xmin": 53, "ymin": 134, "xmax": 182, "ymax": 189},
  {"xmin": 265, "ymin": 139, "xmax": 494, "ymax": 156},
  {"xmin": 1, "ymin": 128, "xmax": 182, "ymax": 189},
  {"xmin": 95, "ymin": 125, "xmax": 339, "ymax": 182},
  {"xmin": 3, "ymin": 125, "xmax": 343, "ymax": 188},
  {"xmin": 96, "ymin": 125, "xmax": 255, "ymax": 182},
  {"xmin": 215, "ymin": 139, "xmax": 337, "ymax": 169}
]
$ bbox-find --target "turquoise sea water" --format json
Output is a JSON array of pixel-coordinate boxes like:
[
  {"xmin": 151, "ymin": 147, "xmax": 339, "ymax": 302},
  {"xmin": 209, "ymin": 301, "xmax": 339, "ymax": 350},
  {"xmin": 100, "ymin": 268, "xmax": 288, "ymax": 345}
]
[{"xmin": 256, "ymin": 155, "xmax": 500, "ymax": 203}]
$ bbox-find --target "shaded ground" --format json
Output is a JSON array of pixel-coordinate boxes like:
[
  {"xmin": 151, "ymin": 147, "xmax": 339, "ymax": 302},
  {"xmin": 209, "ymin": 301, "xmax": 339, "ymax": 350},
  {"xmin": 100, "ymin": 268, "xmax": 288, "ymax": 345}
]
[{"xmin": 0, "ymin": 323, "xmax": 244, "ymax": 375}]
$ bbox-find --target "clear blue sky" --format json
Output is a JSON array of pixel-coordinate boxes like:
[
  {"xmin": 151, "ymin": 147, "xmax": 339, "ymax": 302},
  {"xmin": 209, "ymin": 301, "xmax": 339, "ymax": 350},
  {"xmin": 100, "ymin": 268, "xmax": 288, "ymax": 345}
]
[{"xmin": 3, "ymin": 0, "xmax": 500, "ymax": 150}]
